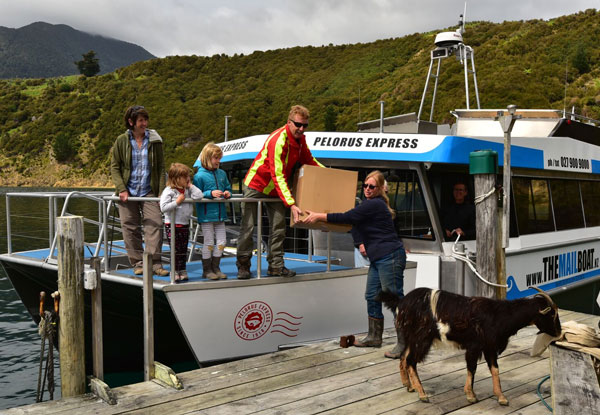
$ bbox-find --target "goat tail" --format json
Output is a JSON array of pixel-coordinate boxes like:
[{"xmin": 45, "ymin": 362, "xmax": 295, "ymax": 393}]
[{"xmin": 377, "ymin": 290, "xmax": 402, "ymax": 312}]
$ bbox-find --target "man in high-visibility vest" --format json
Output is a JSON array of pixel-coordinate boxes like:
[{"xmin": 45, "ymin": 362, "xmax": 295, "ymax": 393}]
[{"xmin": 236, "ymin": 105, "xmax": 324, "ymax": 279}]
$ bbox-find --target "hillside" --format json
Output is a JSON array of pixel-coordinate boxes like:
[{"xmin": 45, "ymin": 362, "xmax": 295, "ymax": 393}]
[
  {"xmin": 0, "ymin": 9, "xmax": 598, "ymax": 187},
  {"xmin": 0, "ymin": 22, "xmax": 155, "ymax": 79}
]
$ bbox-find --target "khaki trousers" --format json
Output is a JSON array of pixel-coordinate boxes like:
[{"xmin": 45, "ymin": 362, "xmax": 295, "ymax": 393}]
[
  {"xmin": 117, "ymin": 192, "xmax": 164, "ymax": 269},
  {"xmin": 237, "ymin": 186, "xmax": 287, "ymax": 268}
]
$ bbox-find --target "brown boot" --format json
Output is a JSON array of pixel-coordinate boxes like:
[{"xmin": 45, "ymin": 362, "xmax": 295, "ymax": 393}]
[
  {"xmin": 236, "ymin": 255, "xmax": 252, "ymax": 280},
  {"xmin": 354, "ymin": 317, "xmax": 383, "ymax": 347},
  {"xmin": 211, "ymin": 256, "xmax": 227, "ymax": 279},
  {"xmin": 202, "ymin": 258, "xmax": 218, "ymax": 280}
]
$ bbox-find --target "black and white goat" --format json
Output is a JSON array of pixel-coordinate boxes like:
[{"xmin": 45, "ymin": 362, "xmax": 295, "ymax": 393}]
[{"xmin": 379, "ymin": 287, "xmax": 561, "ymax": 406}]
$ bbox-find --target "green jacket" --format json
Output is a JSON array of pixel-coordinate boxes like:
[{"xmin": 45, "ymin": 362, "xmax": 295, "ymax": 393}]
[{"xmin": 110, "ymin": 129, "xmax": 166, "ymax": 196}]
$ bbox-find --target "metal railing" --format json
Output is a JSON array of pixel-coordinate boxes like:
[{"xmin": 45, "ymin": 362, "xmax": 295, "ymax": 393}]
[{"xmin": 4, "ymin": 191, "xmax": 325, "ymax": 284}]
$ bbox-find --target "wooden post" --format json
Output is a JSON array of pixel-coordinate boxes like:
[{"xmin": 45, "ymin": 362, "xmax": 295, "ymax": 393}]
[
  {"xmin": 474, "ymin": 174, "xmax": 497, "ymax": 298},
  {"xmin": 496, "ymin": 214, "xmax": 507, "ymax": 299},
  {"xmin": 143, "ymin": 251, "xmax": 154, "ymax": 381},
  {"xmin": 495, "ymin": 105, "xmax": 520, "ymax": 300},
  {"xmin": 57, "ymin": 216, "xmax": 86, "ymax": 397},
  {"xmin": 90, "ymin": 257, "xmax": 104, "ymax": 380}
]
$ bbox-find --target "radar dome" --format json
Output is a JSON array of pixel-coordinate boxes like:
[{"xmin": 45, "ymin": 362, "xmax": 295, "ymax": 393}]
[{"xmin": 434, "ymin": 31, "xmax": 463, "ymax": 47}]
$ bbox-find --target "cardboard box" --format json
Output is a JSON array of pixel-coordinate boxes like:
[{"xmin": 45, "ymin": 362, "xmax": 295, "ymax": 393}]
[{"xmin": 290, "ymin": 165, "xmax": 358, "ymax": 232}]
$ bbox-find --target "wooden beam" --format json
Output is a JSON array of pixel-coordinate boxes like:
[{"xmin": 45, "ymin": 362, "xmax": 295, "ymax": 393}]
[
  {"xmin": 550, "ymin": 345, "xmax": 600, "ymax": 415},
  {"xmin": 90, "ymin": 257, "xmax": 104, "ymax": 380}
]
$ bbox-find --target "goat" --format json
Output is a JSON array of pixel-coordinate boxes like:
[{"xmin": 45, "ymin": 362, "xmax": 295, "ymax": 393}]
[{"xmin": 378, "ymin": 287, "xmax": 561, "ymax": 406}]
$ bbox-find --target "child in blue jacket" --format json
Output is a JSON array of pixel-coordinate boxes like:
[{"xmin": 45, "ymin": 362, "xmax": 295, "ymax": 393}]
[{"xmin": 193, "ymin": 142, "xmax": 232, "ymax": 280}]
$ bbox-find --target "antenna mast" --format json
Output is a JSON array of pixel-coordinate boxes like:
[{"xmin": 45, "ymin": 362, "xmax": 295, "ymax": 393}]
[{"xmin": 417, "ymin": 3, "xmax": 480, "ymax": 122}]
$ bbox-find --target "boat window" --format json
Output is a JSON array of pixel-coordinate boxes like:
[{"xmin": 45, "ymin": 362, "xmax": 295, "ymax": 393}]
[
  {"xmin": 386, "ymin": 170, "xmax": 433, "ymax": 239},
  {"xmin": 549, "ymin": 179, "xmax": 584, "ymax": 230},
  {"xmin": 512, "ymin": 177, "xmax": 555, "ymax": 234},
  {"xmin": 580, "ymin": 180, "xmax": 600, "ymax": 227}
]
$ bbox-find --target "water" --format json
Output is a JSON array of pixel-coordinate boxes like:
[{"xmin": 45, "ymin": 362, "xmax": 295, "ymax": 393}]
[
  {"xmin": 0, "ymin": 187, "xmax": 104, "ymax": 410},
  {"xmin": 0, "ymin": 188, "xmax": 59, "ymax": 409}
]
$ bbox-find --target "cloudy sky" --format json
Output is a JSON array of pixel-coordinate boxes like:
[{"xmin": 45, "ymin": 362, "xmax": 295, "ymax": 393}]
[{"xmin": 1, "ymin": 0, "xmax": 598, "ymax": 57}]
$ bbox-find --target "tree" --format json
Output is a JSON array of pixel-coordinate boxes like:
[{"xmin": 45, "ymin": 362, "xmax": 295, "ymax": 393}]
[
  {"xmin": 572, "ymin": 43, "xmax": 590, "ymax": 74},
  {"xmin": 324, "ymin": 105, "xmax": 338, "ymax": 131},
  {"xmin": 53, "ymin": 132, "xmax": 77, "ymax": 162},
  {"xmin": 75, "ymin": 50, "xmax": 100, "ymax": 77}
]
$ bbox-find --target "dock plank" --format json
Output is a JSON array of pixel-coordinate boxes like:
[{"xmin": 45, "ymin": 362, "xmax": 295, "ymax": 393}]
[{"xmin": 3, "ymin": 309, "xmax": 597, "ymax": 415}]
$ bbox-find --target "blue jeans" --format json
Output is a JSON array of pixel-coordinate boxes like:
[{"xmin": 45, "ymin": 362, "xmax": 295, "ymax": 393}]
[{"xmin": 365, "ymin": 247, "xmax": 406, "ymax": 319}]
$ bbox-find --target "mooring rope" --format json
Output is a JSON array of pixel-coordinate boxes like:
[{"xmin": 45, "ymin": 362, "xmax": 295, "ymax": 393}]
[
  {"xmin": 473, "ymin": 186, "xmax": 496, "ymax": 205},
  {"xmin": 36, "ymin": 293, "xmax": 59, "ymax": 403},
  {"xmin": 451, "ymin": 234, "xmax": 510, "ymax": 289}
]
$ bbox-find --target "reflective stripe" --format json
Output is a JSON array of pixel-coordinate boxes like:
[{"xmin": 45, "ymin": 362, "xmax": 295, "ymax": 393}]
[
  {"xmin": 244, "ymin": 129, "xmax": 280, "ymax": 186},
  {"xmin": 272, "ymin": 130, "xmax": 295, "ymax": 205},
  {"xmin": 263, "ymin": 180, "xmax": 275, "ymax": 194}
]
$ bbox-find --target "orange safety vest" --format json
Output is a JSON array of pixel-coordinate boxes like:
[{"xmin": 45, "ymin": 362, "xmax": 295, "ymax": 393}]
[{"xmin": 244, "ymin": 124, "xmax": 323, "ymax": 207}]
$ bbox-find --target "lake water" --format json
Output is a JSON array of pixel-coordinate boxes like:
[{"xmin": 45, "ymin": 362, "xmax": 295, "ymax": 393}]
[
  {"xmin": 0, "ymin": 187, "xmax": 107, "ymax": 410},
  {"xmin": 0, "ymin": 187, "xmax": 62, "ymax": 410},
  {"xmin": 0, "ymin": 187, "xmax": 598, "ymax": 410}
]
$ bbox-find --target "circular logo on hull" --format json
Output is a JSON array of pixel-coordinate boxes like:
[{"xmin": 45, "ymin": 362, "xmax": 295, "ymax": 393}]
[{"xmin": 234, "ymin": 301, "xmax": 273, "ymax": 340}]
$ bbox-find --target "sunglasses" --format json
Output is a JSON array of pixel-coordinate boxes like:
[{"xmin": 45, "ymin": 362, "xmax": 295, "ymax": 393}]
[
  {"xmin": 363, "ymin": 184, "xmax": 378, "ymax": 190},
  {"xmin": 289, "ymin": 120, "xmax": 309, "ymax": 129}
]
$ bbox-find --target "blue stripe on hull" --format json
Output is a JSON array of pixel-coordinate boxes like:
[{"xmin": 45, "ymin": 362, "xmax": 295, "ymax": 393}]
[{"xmin": 507, "ymin": 268, "xmax": 600, "ymax": 299}]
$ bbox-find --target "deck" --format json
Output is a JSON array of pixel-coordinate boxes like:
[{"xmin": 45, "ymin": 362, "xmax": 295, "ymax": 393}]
[{"xmin": 4, "ymin": 308, "xmax": 599, "ymax": 414}]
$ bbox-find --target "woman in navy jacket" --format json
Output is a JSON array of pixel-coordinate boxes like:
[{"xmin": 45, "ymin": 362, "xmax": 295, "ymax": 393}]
[
  {"xmin": 303, "ymin": 170, "xmax": 406, "ymax": 356},
  {"xmin": 193, "ymin": 142, "xmax": 232, "ymax": 280}
]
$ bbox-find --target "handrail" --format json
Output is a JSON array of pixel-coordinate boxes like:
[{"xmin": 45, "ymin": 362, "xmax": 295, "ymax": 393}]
[
  {"xmin": 46, "ymin": 191, "xmax": 110, "ymax": 263},
  {"xmin": 103, "ymin": 195, "xmax": 287, "ymax": 281},
  {"xmin": 3, "ymin": 191, "xmax": 329, "ymax": 283}
]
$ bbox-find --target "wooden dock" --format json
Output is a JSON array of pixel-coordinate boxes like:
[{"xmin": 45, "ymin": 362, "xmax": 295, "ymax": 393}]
[{"xmin": 4, "ymin": 308, "xmax": 599, "ymax": 415}]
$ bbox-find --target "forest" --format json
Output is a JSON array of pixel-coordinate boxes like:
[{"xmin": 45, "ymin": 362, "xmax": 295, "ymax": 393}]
[{"xmin": 0, "ymin": 9, "xmax": 598, "ymax": 187}]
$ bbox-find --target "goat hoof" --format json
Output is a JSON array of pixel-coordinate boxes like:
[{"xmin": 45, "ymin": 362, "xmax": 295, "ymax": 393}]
[
  {"xmin": 466, "ymin": 396, "xmax": 478, "ymax": 404},
  {"xmin": 407, "ymin": 386, "xmax": 415, "ymax": 393},
  {"xmin": 498, "ymin": 396, "xmax": 509, "ymax": 406},
  {"xmin": 419, "ymin": 395, "xmax": 430, "ymax": 403}
]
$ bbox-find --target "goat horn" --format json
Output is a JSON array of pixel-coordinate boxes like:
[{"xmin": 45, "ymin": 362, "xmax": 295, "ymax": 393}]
[{"xmin": 529, "ymin": 286, "xmax": 557, "ymax": 310}]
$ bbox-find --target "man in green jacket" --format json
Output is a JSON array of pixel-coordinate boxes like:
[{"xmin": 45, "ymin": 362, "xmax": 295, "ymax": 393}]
[{"xmin": 110, "ymin": 105, "xmax": 168, "ymax": 276}]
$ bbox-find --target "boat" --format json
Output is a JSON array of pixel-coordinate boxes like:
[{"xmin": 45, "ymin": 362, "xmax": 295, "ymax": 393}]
[{"xmin": 2, "ymin": 12, "xmax": 600, "ymax": 375}]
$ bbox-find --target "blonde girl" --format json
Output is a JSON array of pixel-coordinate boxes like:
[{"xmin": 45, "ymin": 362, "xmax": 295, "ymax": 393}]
[{"xmin": 192, "ymin": 142, "xmax": 232, "ymax": 280}]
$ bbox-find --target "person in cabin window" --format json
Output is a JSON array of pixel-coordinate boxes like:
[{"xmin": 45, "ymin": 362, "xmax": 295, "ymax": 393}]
[
  {"xmin": 302, "ymin": 170, "xmax": 406, "ymax": 358},
  {"xmin": 193, "ymin": 142, "xmax": 232, "ymax": 280},
  {"xmin": 442, "ymin": 181, "xmax": 476, "ymax": 241},
  {"xmin": 110, "ymin": 106, "xmax": 169, "ymax": 276},
  {"xmin": 235, "ymin": 105, "xmax": 324, "ymax": 279},
  {"xmin": 160, "ymin": 163, "xmax": 203, "ymax": 283}
]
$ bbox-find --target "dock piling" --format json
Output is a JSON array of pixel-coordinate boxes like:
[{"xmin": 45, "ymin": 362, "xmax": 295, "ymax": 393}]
[{"xmin": 56, "ymin": 216, "xmax": 86, "ymax": 397}]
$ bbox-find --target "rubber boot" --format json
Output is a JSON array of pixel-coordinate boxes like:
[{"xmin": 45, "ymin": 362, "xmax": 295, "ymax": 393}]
[
  {"xmin": 236, "ymin": 255, "xmax": 252, "ymax": 280},
  {"xmin": 384, "ymin": 327, "xmax": 405, "ymax": 358},
  {"xmin": 212, "ymin": 256, "xmax": 227, "ymax": 279},
  {"xmin": 353, "ymin": 317, "xmax": 383, "ymax": 347},
  {"xmin": 202, "ymin": 258, "xmax": 218, "ymax": 280}
]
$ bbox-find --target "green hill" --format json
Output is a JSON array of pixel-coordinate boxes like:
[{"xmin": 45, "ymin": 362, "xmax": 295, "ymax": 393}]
[
  {"xmin": 0, "ymin": 22, "xmax": 155, "ymax": 79},
  {"xmin": 0, "ymin": 9, "xmax": 599, "ymax": 187}
]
